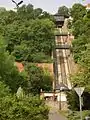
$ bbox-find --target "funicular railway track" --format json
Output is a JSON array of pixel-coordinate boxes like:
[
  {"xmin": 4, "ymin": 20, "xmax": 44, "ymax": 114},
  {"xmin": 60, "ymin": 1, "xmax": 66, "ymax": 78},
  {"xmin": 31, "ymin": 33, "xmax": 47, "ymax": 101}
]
[
  {"xmin": 55, "ymin": 29, "xmax": 71, "ymax": 89},
  {"xmin": 56, "ymin": 37, "xmax": 67, "ymax": 85}
]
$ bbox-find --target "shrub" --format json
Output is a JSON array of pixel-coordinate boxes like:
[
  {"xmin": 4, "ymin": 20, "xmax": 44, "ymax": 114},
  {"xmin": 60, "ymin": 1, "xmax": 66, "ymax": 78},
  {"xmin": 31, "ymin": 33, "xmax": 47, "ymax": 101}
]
[
  {"xmin": 0, "ymin": 81, "xmax": 49, "ymax": 120},
  {"xmin": 68, "ymin": 110, "xmax": 90, "ymax": 120}
]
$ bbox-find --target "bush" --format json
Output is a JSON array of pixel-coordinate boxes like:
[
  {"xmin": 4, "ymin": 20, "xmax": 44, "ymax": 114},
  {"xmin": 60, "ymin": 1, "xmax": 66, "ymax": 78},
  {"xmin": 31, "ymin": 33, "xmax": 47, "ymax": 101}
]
[
  {"xmin": 25, "ymin": 63, "xmax": 53, "ymax": 95},
  {"xmin": 0, "ymin": 95, "xmax": 49, "ymax": 120},
  {"xmin": 66, "ymin": 90, "xmax": 90, "ymax": 111},
  {"xmin": 66, "ymin": 90, "xmax": 79, "ymax": 111},
  {"xmin": 31, "ymin": 52, "xmax": 53, "ymax": 63},
  {"xmin": 0, "ymin": 81, "xmax": 49, "ymax": 120},
  {"xmin": 68, "ymin": 110, "xmax": 90, "ymax": 120}
]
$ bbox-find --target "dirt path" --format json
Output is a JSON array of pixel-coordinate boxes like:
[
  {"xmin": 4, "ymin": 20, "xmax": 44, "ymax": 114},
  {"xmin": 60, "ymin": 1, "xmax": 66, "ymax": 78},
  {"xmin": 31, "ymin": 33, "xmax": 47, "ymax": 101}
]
[{"xmin": 49, "ymin": 108, "xmax": 67, "ymax": 120}]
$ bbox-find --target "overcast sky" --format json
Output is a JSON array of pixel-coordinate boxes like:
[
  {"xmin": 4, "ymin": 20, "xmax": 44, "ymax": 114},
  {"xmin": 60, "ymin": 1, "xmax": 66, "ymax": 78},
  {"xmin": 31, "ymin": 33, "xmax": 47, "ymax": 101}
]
[{"xmin": 0, "ymin": 0, "xmax": 89, "ymax": 13}]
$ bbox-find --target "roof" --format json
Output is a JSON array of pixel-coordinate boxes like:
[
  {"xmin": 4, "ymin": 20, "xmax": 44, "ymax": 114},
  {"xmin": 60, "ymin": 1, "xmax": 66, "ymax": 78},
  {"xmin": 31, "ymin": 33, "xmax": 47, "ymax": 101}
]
[
  {"xmin": 54, "ymin": 15, "xmax": 64, "ymax": 22},
  {"xmin": 55, "ymin": 83, "xmax": 69, "ymax": 91}
]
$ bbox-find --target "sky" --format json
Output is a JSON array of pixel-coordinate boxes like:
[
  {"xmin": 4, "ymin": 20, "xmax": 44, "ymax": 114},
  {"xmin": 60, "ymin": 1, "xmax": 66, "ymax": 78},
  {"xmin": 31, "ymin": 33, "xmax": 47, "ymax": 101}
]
[{"xmin": 0, "ymin": 0, "xmax": 90, "ymax": 14}]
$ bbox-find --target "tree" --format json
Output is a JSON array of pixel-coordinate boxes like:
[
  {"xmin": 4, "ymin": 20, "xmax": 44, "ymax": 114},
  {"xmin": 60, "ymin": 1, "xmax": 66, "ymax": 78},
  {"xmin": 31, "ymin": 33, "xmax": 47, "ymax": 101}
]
[
  {"xmin": 39, "ymin": 11, "xmax": 54, "ymax": 21},
  {"xmin": 25, "ymin": 64, "xmax": 44, "ymax": 94},
  {"xmin": 0, "ymin": 37, "xmax": 27, "ymax": 93},
  {"xmin": 42, "ymin": 68, "xmax": 53, "ymax": 92},
  {"xmin": 70, "ymin": 4, "xmax": 87, "ymax": 38},
  {"xmin": 34, "ymin": 8, "xmax": 42, "ymax": 18},
  {"xmin": 0, "ymin": 81, "xmax": 49, "ymax": 120},
  {"xmin": 72, "ymin": 35, "xmax": 87, "ymax": 62},
  {"xmin": 17, "ymin": 4, "xmax": 34, "ymax": 20},
  {"xmin": 25, "ymin": 63, "xmax": 52, "ymax": 94},
  {"xmin": 67, "ymin": 3, "xmax": 90, "ymax": 111},
  {"xmin": 0, "ymin": 81, "xmax": 10, "ymax": 98},
  {"xmin": 0, "ymin": 96, "xmax": 49, "ymax": 120},
  {"xmin": 5, "ymin": 18, "xmax": 54, "ymax": 62},
  {"xmin": 0, "ymin": 4, "xmax": 55, "ymax": 63},
  {"xmin": 31, "ymin": 52, "xmax": 52, "ymax": 63},
  {"xmin": 72, "ymin": 20, "xmax": 85, "ymax": 37},
  {"xmin": 0, "ymin": 7, "xmax": 6, "ymax": 13},
  {"xmin": 58, "ymin": 6, "xmax": 69, "ymax": 17},
  {"xmin": 66, "ymin": 90, "xmax": 79, "ymax": 111},
  {"xmin": 71, "ymin": 3, "xmax": 86, "ymax": 22}
]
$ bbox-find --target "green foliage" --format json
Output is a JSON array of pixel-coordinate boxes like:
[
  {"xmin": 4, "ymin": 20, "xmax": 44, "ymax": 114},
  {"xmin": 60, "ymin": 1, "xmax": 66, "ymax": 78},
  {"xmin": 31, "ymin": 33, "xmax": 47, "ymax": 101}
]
[
  {"xmin": 4, "ymin": 18, "xmax": 54, "ymax": 62},
  {"xmin": 25, "ymin": 64, "xmax": 44, "ymax": 94},
  {"xmin": 0, "ymin": 81, "xmax": 10, "ymax": 98},
  {"xmin": 67, "ymin": 90, "xmax": 90, "ymax": 110},
  {"xmin": 25, "ymin": 64, "xmax": 52, "ymax": 95},
  {"xmin": 0, "ymin": 4, "xmax": 54, "ymax": 63},
  {"xmin": 70, "ymin": 4, "xmax": 87, "ymax": 38},
  {"xmin": 71, "ymin": 3, "xmax": 86, "ymax": 22},
  {"xmin": 80, "ymin": 44, "xmax": 90, "ymax": 70},
  {"xmin": 68, "ymin": 110, "xmax": 90, "ymax": 120},
  {"xmin": 0, "ymin": 81, "xmax": 49, "ymax": 120},
  {"xmin": 0, "ymin": 4, "xmax": 54, "ymax": 119},
  {"xmin": 0, "ymin": 7, "xmax": 6, "ymax": 13},
  {"xmin": 0, "ymin": 2, "xmax": 53, "ymax": 95},
  {"xmin": 68, "ymin": 3, "xmax": 90, "ymax": 111},
  {"xmin": 42, "ymin": 68, "xmax": 53, "ymax": 92},
  {"xmin": 58, "ymin": 6, "xmax": 69, "ymax": 17},
  {"xmin": 83, "ymin": 92, "xmax": 90, "ymax": 110},
  {"xmin": 66, "ymin": 90, "xmax": 79, "ymax": 111},
  {"xmin": 72, "ymin": 20, "xmax": 85, "ymax": 37},
  {"xmin": 31, "ymin": 52, "xmax": 53, "ymax": 63},
  {"xmin": 72, "ymin": 35, "xmax": 87, "ymax": 63},
  {"xmin": 0, "ymin": 38, "xmax": 27, "ymax": 93},
  {"xmin": 70, "ymin": 4, "xmax": 90, "ymax": 88}
]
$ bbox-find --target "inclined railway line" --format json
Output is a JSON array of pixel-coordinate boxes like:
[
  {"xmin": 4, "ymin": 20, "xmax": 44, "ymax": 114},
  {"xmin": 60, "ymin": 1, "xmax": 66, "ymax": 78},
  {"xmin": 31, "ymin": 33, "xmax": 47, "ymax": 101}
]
[
  {"xmin": 56, "ymin": 36, "xmax": 67, "ymax": 85},
  {"xmin": 55, "ymin": 30, "xmax": 72, "ymax": 89}
]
